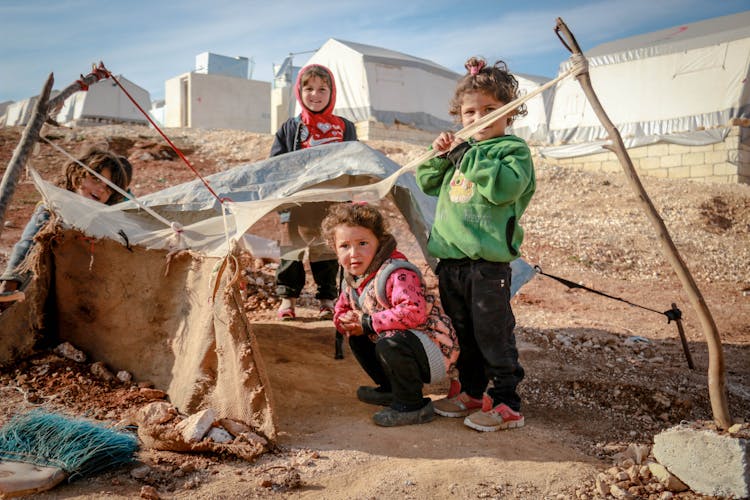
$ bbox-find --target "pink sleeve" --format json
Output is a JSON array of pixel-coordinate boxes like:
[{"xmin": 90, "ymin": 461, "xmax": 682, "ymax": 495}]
[
  {"xmin": 333, "ymin": 291, "xmax": 352, "ymax": 331},
  {"xmin": 370, "ymin": 269, "xmax": 427, "ymax": 332}
]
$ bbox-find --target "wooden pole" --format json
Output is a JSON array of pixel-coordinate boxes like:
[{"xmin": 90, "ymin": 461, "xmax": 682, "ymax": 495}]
[
  {"xmin": 0, "ymin": 74, "xmax": 54, "ymax": 238},
  {"xmin": 0, "ymin": 65, "xmax": 111, "ymax": 238},
  {"xmin": 554, "ymin": 18, "xmax": 732, "ymax": 430}
]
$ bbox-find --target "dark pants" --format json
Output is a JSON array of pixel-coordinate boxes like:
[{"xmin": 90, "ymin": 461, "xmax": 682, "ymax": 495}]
[
  {"xmin": 275, "ymin": 259, "xmax": 339, "ymax": 300},
  {"xmin": 437, "ymin": 259, "xmax": 524, "ymax": 412},
  {"xmin": 349, "ymin": 331, "xmax": 430, "ymax": 411}
]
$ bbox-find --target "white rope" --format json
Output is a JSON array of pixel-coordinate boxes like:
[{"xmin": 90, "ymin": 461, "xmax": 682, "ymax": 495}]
[
  {"xmin": 220, "ymin": 201, "xmax": 234, "ymax": 254},
  {"xmin": 41, "ymin": 136, "xmax": 178, "ymax": 230},
  {"xmin": 569, "ymin": 53, "xmax": 589, "ymax": 77}
]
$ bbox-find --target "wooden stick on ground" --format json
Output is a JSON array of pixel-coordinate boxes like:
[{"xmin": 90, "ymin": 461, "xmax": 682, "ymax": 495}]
[{"xmin": 553, "ymin": 18, "xmax": 732, "ymax": 430}]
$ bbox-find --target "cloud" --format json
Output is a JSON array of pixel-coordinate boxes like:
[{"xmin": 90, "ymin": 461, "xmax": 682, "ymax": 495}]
[{"xmin": 1, "ymin": 0, "xmax": 747, "ymax": 101}]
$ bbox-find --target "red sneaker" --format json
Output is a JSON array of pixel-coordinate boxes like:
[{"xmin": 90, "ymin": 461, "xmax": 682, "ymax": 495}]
[
  {"xmin": 463, "ymin": 394, "xmax": 524, "ymax": 432},
  {"xmin": 277, "ymin": 308, "xmax": 296, "ymax": 321},
  {"xmin": 433, "ymin": 379, "xmax": 483, "ymax": 418}
]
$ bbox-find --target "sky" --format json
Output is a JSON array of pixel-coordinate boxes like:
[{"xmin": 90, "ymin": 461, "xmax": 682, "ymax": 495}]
[{"xmin": 1, "ymin": 0, "xmax": 748, "ymax": 104}]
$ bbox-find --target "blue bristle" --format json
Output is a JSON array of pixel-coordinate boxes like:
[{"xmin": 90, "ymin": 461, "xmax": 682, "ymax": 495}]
[{"xmin": 0, "ymin": 410, "xmax": 138, "ymax": 481}]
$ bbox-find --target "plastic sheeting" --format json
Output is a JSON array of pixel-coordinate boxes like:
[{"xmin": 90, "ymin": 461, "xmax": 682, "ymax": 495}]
[{"xmin": 33, "ymin": 141, "xmax": 536, "ymax": 292}]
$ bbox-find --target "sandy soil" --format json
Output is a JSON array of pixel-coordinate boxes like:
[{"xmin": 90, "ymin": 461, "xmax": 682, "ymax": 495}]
[{"xmin": 0, "ymin": 125, "xmax": 748, "ymax": 499}]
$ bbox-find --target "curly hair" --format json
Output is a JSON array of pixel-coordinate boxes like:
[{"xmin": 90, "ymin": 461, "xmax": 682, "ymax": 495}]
[
  {"xmin": 62, "ymin": 147, "xmax": 132, "ymax": 205},
  {"xmin": 448, "ymin": 56, "xmax": 527, "ymax": 126},
  {"xmin": 321, "ymin": 202, "xmax": 389, "ymax": 248}
]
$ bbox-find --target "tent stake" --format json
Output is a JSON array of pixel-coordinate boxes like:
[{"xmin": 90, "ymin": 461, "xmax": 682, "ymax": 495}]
[
  {"xmin": 554, "ymin": 18, "xmax": 732, "ymax": 430},
  {"xmin": 668, "ymin": 303, "xmax": 695, "ymax": 370}
]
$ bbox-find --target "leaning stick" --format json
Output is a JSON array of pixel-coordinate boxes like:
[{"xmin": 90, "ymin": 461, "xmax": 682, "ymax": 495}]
[
  {"xmin": 554, "ymin": 18, "xmax": 732, "ymax": 430},
  {"xmin": 0, "ymin": 66, "xmax": 110, "ymax": 238},
  {"xmin": 0, "ymin": 74, "xmax": 53, "ymax": 238}
]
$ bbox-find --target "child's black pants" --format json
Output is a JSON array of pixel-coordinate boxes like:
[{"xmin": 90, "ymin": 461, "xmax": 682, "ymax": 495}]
[{"xmin": 349, "ymin": 330, "xmax": 430, "ymax": 411}]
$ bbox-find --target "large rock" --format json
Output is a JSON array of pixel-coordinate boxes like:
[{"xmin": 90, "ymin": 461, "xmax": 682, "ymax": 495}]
[{"xmin": 652, "ymin": 423, "xmax": 749, "ymax": 498}]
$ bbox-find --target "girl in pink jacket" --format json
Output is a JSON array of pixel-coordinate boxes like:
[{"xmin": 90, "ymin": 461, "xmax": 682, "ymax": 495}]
[{"xmin": 321, "ymin": 202, "xmax": 459, "ymax": 427}]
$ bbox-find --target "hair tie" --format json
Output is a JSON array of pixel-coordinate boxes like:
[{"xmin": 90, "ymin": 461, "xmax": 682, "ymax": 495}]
[{"xmin": 468, "ymin": 60, "xmax": 486, "ymax": 76}]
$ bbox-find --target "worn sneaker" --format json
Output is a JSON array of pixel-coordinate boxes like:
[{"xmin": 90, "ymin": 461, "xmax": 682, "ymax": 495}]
[
  {"xmin": 433, "ymin": 379, "xmax": 483, "ymax": 417},
  {"xmin": 318, "ymin": 305, "xmax": 334, "ymax": 320},
  {"xmin": 463, "ymin": 394, "xmax": 525, "ymax": 432},
  {"xmin": 357, "ymin": 386, "xmax": 393, "ymax": 406},
  {"xmin": 277, "ymin": 298, "xmax": 296, "ymax": 321},
  {"xmin": 373, "ymin": 400, "xmax": 435, "ymax": 427}
]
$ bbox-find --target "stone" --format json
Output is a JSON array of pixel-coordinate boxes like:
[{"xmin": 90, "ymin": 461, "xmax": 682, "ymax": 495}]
[
  {"xmin": 609, "ymin": 484, "xmax": 634, "ymax": 499},
  {"xmin": 647, "ymin": 462, "xmax": 688, "ymax": 492},
  {"xmin": 623, "ymin": 443, "xmax": 650, "ymax": 464},
  {"xmin": 139, "ymin": 388, "xmax": 168, "ymax": 400},
  {"xmin": 137, "ymin": 401, "xmax": 177, "ymax": 425},
  {"xmin": 653, "ymin": 424, "xmax": 749, "ymax": 498},
  {"xmin": 90, "ymin": 361, "xmax": 114, "ymax": 381},
  {"xmin": 207, "ymin": 426, "xmax": 233, "ymax": 444},
  {"xmin": 139, "ymin": 485, "xmax": 160, "ymax": 499},
  {"xmin": 130, "ymin": 465, "xmax": 151, "ymax": 479},
  {"xmin": 53, "ymin": 342, "xmax": 86, "ymax": 362},
  {"xmin": 175, "ymin": 408, "xmax": 216, "ymax": 442},
  {"xmin": 218, "ymin": 418, "xmax": 252, "ymax": 437}
]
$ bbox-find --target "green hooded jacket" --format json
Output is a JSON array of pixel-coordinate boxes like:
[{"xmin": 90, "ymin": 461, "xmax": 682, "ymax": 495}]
[{"xmin": 416, "ymin": 135, "xmax": 536, "ymax": 262}]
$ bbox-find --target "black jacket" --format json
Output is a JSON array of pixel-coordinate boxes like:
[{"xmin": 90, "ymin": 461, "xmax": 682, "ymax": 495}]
[{"xmin": 270, "ymin": 116, "xmax": 358, "ymax": 157}]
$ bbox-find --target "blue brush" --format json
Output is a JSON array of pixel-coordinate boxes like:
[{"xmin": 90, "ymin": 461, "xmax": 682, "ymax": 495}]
[{"xmin": 0, "ymin": 410, "xmax": 138, "ymax": 496}]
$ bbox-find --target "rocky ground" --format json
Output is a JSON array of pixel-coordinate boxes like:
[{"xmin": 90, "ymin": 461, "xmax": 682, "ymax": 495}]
[{"xmin": 0, "ymin": 124, "xmax": 748, "ymax": 499}]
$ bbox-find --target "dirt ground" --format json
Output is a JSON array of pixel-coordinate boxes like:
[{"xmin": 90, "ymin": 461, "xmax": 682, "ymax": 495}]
[{"xmin": 0, "ymin": 125, "xmax": 748, "ymax": 499}]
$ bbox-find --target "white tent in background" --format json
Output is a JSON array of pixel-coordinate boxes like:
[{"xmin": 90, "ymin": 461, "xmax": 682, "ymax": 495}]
[
  {"xmin": 508, "ymin": 73, "xmax": 555, "ymax": 144},
  {"xmin": 300, "ymin": 38, "xmax": 459, "ymax": 132},
  {"xmin": 543, "ymin": 10, "xmax": 750, "ymax": 159},
  {"xmin": 1, "ymin": 96, "xmax": 39, "ymax": 127},
  {"xmin": 54, "ymin": 75, "xmax": 151, "ymax": 126},
  {"xmin": 0, "ymin": 101, "xmax": 11, "ymax": 121},
  {"xmin": 1, "ymin": 91, "xmax": 61, "ymax": 127}
]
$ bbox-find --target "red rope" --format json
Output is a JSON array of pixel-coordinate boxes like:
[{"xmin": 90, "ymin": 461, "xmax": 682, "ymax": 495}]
[
  {"xmin": 76, "ymin": 63, "xmax": 110, "ymax": 91},
  {"xmin": 98, "ymin": 63, "xmax": 223, "ymax": 204}
]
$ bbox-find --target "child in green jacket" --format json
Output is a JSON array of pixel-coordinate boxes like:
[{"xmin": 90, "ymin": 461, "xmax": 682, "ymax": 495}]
[{"xmin": 416, "ymin": 56, "xmax": 535, "ymax": 432}]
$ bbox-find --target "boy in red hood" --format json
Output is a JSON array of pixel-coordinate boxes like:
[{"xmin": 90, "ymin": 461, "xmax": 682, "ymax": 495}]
[{"xmin": 270, "ymin": 64, "xmax": 357, "ymax": 320}]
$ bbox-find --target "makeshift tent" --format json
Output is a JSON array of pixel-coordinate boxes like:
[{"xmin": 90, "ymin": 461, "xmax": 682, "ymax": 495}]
[
  {"xmin": 507, "ymin": 73, "xmax": 555, "ymax": 144},
  {"xmin": 300, "ymin": 39, "xmax": 459, "ymax": 132},
  {"xmin": 54, "ymin": 75, "xmax": 151, "ymax": 126},
  {"xmin": 543, "ymin": 10, "xmax": 750, "ymax": 158},
  {"xmin": 0, "ymin": 142, "xmax": 535, "ymax": 440}
]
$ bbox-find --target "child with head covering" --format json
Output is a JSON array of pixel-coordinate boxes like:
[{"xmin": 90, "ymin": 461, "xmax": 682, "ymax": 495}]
[{"xmin": 269, "ymin": 64, "xmax": 357, "ymax": 321}]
